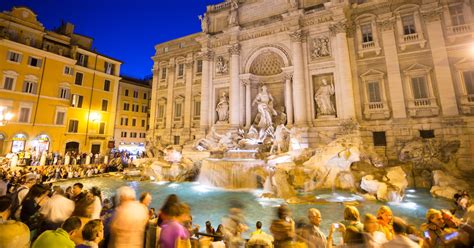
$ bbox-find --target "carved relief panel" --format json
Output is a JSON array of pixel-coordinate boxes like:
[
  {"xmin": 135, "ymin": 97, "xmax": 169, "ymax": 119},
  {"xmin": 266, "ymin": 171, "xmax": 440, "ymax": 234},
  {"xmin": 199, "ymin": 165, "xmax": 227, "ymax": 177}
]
[{"xmin": 310, "ymin": 35, "xmax": 331, "ymax": 60}]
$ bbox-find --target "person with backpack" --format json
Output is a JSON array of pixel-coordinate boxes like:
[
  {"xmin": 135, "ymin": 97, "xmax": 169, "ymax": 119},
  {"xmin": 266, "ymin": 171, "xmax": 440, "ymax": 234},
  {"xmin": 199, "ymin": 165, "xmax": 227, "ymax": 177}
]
[
  {"xmin": 9, "ymin": 175, "xmax": 36, "ymax": 220},
  {"xmin": 0, "ymin": 195, "xmax": 30, "ymax": 248}
]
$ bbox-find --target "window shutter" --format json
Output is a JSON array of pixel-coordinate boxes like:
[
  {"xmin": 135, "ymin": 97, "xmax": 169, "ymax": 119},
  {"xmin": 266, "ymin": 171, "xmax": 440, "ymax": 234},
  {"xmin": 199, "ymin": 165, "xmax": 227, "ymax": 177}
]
[
  {"xmin": 32, "ymin": 82, "xmax": 38, "ymax": 94},
  {"xmin": 37, "ymin": 59, "xmax": 43, "ymax": 68},
  {"xmin": 28, "ymin": 57, "xmax": 32, "ymax": 65},
  {"xmin": 22, "ymin": 81, "xmax": 28, "ymax": 92},
  {"xmin": 18, "ymin": 54, "xmax": 22, "ymax": 63}
]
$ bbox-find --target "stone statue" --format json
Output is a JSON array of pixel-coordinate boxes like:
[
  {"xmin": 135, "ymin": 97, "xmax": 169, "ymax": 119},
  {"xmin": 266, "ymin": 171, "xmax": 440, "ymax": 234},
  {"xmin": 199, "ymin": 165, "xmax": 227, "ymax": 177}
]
[
  {"xmin": 216, "ymin": 91, "xmax": 229, "ymax": 123},
  {"xmin": 216, "ymin": 56, "xmax": 228, "ymax": 74},
  {"xmin": 288, "ymin": 0, "xmax": 298, "ymax": 9},
  {"xmin": 270, "ymin": 124, "xmax": 291, "ymax": 154},
  {"xmin": 311, "ymin": 37, "xmax": 330, "ymax": 59},
  {"xmin": 314, "ymin": 79, "xmax": 335, "ymax": 116},
  {"xmin": 228, "ymin": 0, "xmax": 239, "ymax": 26},
  {"xmin": 198, "ymin": 14, "xmax": 209, "ymax": 33},
  {"xmin": 252, "ymin": 85, "xmax": 277, "ymax": 129}
]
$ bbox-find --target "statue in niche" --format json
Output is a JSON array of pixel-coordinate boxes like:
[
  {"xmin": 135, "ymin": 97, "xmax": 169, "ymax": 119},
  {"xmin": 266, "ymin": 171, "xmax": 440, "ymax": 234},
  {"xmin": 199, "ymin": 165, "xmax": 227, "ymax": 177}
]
[
  {"xmin": 198, "ymin": 13, "xmax": 209, "ymax": 33},
  {"xmin": 216, "ymin": 91, "xmax": 229, "ymax": 123},
  {"xmin": 314, "ymin": 78, "xmax": 336, "ymax": 116},
  {"xmin": 311, "ymin": 37, "xmax": 330, "ymax": 59},
  {"xmin": 228, "ymin": 0, "xmax": 239, "ymax": 26},
  {"xmin": 216, "ymin": 56, "xmax": 228, "ymax": 74},
  {"xmin": 252, "ymin": 85, "xmax": 277, "ymax": 129}
]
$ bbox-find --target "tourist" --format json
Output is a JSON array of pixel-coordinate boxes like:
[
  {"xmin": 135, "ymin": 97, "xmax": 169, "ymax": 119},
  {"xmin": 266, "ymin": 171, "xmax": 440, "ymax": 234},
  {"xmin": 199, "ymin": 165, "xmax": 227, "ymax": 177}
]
[
  {"xmin": 70, "ymin": 193, "xmax": 95, "ymax": 244},
  {"xmin": 382, "ymin": 217, "xmax": 418, "ymax": 248},
  {"xmin": 39, "ymin": 185, "xmax": 75, "ymax": 230},
  {"xmin": 0, "ymin": 195, "xmax": 30, "ymax": 248},
  {"xmin": 77, "ymin": 219, "xmax": 104, "ymax": 248},
  {"xmin": 363, "ymin": 213, "xmax": 387, "ymax": 248},
  {"xmin": 327, "ymin": 222, "xmax": 345, "ymax": 247},
  {"xmin": 12, "ymin": 174, "xmax": 36, "ymax": 217},
  {"xmin": 159, "ymin": 202, "xmax": 190, "ymax": 248},
  {"xmin": 90, "ymin": 187, "xmax": 102, "ymax": 220},
  {"xmin": 214, "ymin": 224, "xmax": 224, "ymax": 241},
  {"xmin": 158, "ymin": 194, "xmax": 180, "ymax": 226},
  {"xmin": 109, "ymin": 186, "xmax": 148, "ymax": 248},
  {"xmin": 20, "ymin": 183, "xmax": 50, "ymax": 238},
  {"xmin": 0, "ymin": 174, "xmax": 7, "ymax": 196},
  {"xmin": 248, "ymin": 220, "xmax": 273, "ymax": 247},
  {"xmin": 421, "ymin": 208, "xmax": 448, "ymax": 247},
  {"xmin": 299, "ymin": 208, "xmax": 327, "ymax": 248},
  {"xmin": 341, "ymin": 226, "xmax": 367, "ymax": 247},
  {"xmin": 72, "ymin": 183, "xmax": 86, "ymax": 202},
  {"xmin": 149, "ymin": 207, "xmax": 157, "ymax": 219},
  {"xmin": 377, "ymin": 206, "xmax": 394, "ymax": 240},
  {"xmin": 270, "ymin": 204, "xmax": 295, "ymax": 247},
  {"xmin": 341, "ymin": 206, "xmax": 364, "ymax": 233},
  {"xmin": 222, "ymin": 200, "xmax": 248, "ymax": 248},
  {"xmin": 250, "ymin": 221, "xmax": 263, "ymax": 236},
  {"xmin": 140, "ymin": 191, "xmax": 152, "ymax": 208},
  {"xmin": 32, "ymin": 216, "xmax": 82, "ymax": 248}
]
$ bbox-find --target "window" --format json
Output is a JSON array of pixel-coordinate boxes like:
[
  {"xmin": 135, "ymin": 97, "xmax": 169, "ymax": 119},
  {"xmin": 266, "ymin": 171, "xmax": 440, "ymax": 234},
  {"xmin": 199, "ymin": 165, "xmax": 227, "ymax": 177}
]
[
  {"xmin": 367, "ymin": 81, "xmax": 382, "ymax": 102},
  {"xmin": 104, "ymin": 62, "xmax": 114, "ymax": 74},
  {"xmin": 133, "ymin": 90, "xmax": 138, "ymax": 98},
  {"xmin": 402, "ymin": 15, "xmax": 416, "ymax": 35},
  {"xmin": 124, "ymin": 89, "xmax": 129, "ymax": 96},
  {"xmin": 71, "ymin": 94, "xmax": 84, "ymax": 108},
  {"xmin": 196, "ymin": 60, "xmax": 203, "ymax": 74},
  {"xmin": 140, "ymin": 133, "xmax": 146, "ymax": 138},
  {"xmin": 19, "ymin": 107, "xmax": 30, "ymax": 123},
  {"xmin": 161, "ymin": 68, "xmax": 167, "ymax": 80},
  {"xmin": 68, "ymin": 120, "xmax": 79, "ymax": 133},
  {"xmin": 77, "ymin": 53, "xmax": 88, "ymax": 67},
  {"xmin": 173, "ymin": 136, "xmax": 180, "ymax": 145},
  {"xmin": 158, "ymin": 105, "xmax": 165, "ymax": 118},
  {"xmin": 163, "ymin": 47, "xmax": 169, "ymax": 52},
  {"xmin": 178, "ymin": 42, "xmax": 185, "ymax": 48},
  {"xmin": 22, "ymin": 81, "xmax": 37, "ymax": 94},
  {"xmin": 372, "ymin": 132, "xmax": 387, "ymax": 146},
  {"xmin": 64, "ymin": 66, "xmax": 74, "ymax": 75},
  {"xmin": 130, "ymin": 132, "xmax": 137, "ymax": 138},
  {"xmin": 123, "ymin": 103, "xmax": 130, "ymax": 111},
  {"xmin": 75, "ymin": 72, "xmax": 83, "ymax": 85},
  {"xmin": 177, "ymin": 64, "xmax": 184, "ymax": 78},
  {"xmin": 174, "ymin": 103, "xmax": 182, "ymax": 118},
  {"xmin": 121, "ymin": 131, "xmax": 127, "ymax": 138},
  {"xmin": 120, "ymin": 117, "xmax": 129, "ymax": 126},
  {"xmin": 142, "ymin": 105, "xmax": 147, "ymax": 113},
  {"xmin": 450, "ymin": 5, "xmax": 465, "ymax": 26},
  {"xmin": 28, "ymin": 57, "xmax": 42, "ymax": 67},
  {"xmin": 55, "ymin": 111, "xmax": 66, "ymax": 125},
  {"xmin": 143, "ymin": 93, "xmax": 147, "ymax": 99},
  {"xmin": 59, "ymin": 87, "xmax": 70, "ymax": 99},
  {"xmin": 419, "ymin": 130, "xmax": 435, "ymax": 139},
  {"xmin": 104, "ymin": 80, "xmax": 111, "ymax": 91},
  {"xmin": 7, "ymin": 51, "xmax": 21, "ymax": 63},
  {"xmin": 132, "ymin": 104, "xmax": 138, "ymax": 112},
  {"xmin": 194, "ymin": 101, "xmax": 201, "ymax": 117},
  {"xmin": 361, "ymin": 24, "xmax": 373, "ymax": 43},
  {"xmin": 132, "ymin": 118, "xmax": 137, "ymax": 126},
  {"xmin": 411, "ymin": 77, "xmax": 428, "ymax": 99},
  {"xmin": 3, "ymin": 77, "xmax": 14, "ymax": 90},
  {"xmin": 99, "ymin": 122, "xmax": 106, "ymax": 134},
  {"xmin": 141, "ymin": 119, "xmax": 146, "ymax": 127},
  {"xmin": 101, "ymin": 99, "xmax": 108, "ymax": 111},
  {"xmin": 463, "ymin": 71, "xmax": 474, "ymax": 95}
]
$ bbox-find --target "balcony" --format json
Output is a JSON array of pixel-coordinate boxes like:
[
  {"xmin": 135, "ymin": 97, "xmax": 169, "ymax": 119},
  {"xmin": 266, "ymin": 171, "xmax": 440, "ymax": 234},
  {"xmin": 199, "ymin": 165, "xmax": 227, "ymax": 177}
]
[
  {"xmin": 363, "ymin": 101, "xmax": 390, "ymax": 120},
  {"xmin": 403, "ymin": 33, "xmax": 419, "ymax": 42},
  {"xmin": 362, "ymin": 41, "xmax": 375, "ymax": 49},
  {"xmin": 399, "ymin": 32, "xmax": 426, "ymax": 51},
  {"xmin": 407, "ymin": 98, "xmax": 439, "ymax": 117},
  {"xmin": 207, "ymin": 1, "xmax": 231, "ymax": 12},
  {"xmin": 358, "ymin": 41, "xmax": 381, "ymax": 58},
  {"xmin": 446, "ymin": 24, "xmax": 473, "ymax": 43},
  {"xmin": 460, "ymin": 94, "xmax": 474, "ymax": 115}
]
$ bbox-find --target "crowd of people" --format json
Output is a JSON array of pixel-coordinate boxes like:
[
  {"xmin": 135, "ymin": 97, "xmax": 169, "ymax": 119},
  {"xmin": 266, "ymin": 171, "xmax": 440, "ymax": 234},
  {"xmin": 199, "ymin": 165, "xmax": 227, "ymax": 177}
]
[{"xmin": 0, "ymin": 169, "xmax": 473, "ymax": 248}]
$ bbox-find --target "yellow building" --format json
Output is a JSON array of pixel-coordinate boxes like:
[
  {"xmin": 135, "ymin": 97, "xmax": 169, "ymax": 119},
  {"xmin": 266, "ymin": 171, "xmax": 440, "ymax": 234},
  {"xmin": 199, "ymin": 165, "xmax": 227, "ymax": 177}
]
[
  {"xmin": 114, "ymin": 76, "xmax": 151, "ymax": 156},
  {"xmin": 0, "ymin": 7, "xmax": 121, "ymax": 156}
]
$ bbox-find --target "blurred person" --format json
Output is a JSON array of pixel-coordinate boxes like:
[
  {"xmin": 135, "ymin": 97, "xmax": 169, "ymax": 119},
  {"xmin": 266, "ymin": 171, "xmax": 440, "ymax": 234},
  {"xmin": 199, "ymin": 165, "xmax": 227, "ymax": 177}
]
[
  {"xmin": 377, "ymin": 206, "xmax": 394, "ymax": 240},
  {"xmin": 341, "ymin": 206, "xmax": 364, "ymax": 233},
  {"xmin": 70, "ymin": 193, "xmax": 96, "ymax": 245},
  {"xmin": 0, "ymin": 195, "xmax": 30, "ymax": 248},
  {"xmin": 298, "ymin": 208, "xmax": 327, "ymax": 248},
  {"xmin": 72, "ymin": 183, "xmax": 85, "ymax": 202},
  {"xmin": 11, "ymin": 174, "xmax": 36, "ymax": 218},
  {"xmin": 159, "ymin": 202, "xmax": 190, "ymax": 248},
  {"xmin": 149, "ymin": 207, "xmax": 157, "ymax": 219},
  {"xmin": 270, "ymin": 204, "xmax": 295, "ymax": 247},
  {"xmin": 108, "ymin": 186, "xmax": 148, "ymax": 248},
  {"xmin": 250, "ymin": 221, "xmax": 263, "ymax": 236},
  {"xmin": 39, "ymin": 186, "xmax": 75, "ymax": 230},
  {"xmin": 140, "ymin": 192, "xmax": 152, "ymax": 208},
  {"xmin": 77, "ymin": 219, "xmax": 104, "ymax": 248},
  {"xmin": 363, "ymin": 213, "xmax": 387, "ymax": 248},
  {"xmin": 248, "ymin": 220, "xmax": 273, "ymax": 247},
  {"xmin": 421, "ymin": 208, "xmax": 448, "ymax": 248},
  {"xmin": 32, "ymin": 216, "xmax": 82, "ymax": 248},
  {"xmin": 382, "ymin": 217, "xmax": 418, "ymax": 248},
  {"xmin": 222, "ymin": 200, "xmax": 248, "ymax": 248},
  {"xmin": 90, "ymin": 187, "xmax": 102, "ymax": 220},
  {"xmin": 158, "ymin": 194, "xmax": 180, "ymax": 226},
  {"xmin": 20, "ymin": 183, "xmax": 49, "ymax": 238},
  {"xmin": 214, "ymin": 224, "xmax": 224, "ymax": 241}
]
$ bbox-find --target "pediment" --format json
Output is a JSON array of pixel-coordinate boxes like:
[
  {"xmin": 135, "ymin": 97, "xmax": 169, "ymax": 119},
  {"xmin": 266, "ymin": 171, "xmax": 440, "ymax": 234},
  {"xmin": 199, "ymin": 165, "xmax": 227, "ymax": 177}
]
[
  {"xmin": 360, "ymin": 69, "xmax": 384, "ymax": 78},
  {"xmin": 404, "ymin": 63, "xmax": 431, "ymax": 73}
]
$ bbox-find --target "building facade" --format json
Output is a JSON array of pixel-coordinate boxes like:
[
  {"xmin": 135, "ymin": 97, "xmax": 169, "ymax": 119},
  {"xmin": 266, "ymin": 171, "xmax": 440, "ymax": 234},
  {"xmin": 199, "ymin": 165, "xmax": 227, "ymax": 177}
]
[
  {"xmin": 149, "ymin": 0, "xmax": 474, "ymax": 160},
  {"xmin": 0, "ymin": 7, "xmax": 122, "ymax": 156},
  {"xmin": 114, "ymin": 76, "xmax": 151, "ymax": 156}
]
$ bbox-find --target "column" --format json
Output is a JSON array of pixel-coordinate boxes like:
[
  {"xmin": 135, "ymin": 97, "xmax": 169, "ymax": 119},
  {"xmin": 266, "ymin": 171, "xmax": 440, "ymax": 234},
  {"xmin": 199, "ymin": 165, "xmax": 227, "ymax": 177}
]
[
  {"xmin": 200, "ymin": 51, "xmax": 212, "ymax": 130},
  {"xmin": 378, "ymin": 17, "xmax": 407, "ymax": 119},
  {"xmin": 165, "ymin": 59, "xmax": 175, "ymax": 131},
  {"xmin": 240, "ymin": 81, "xmax": 245, "ymax": 126},
  {"xmin": 229, "ymin": 43, "xmax": 241, "ymax": 127},
  {"xmin": 183, "ymin": 55, "xmax": 193, "ymax": 129},
  {"xmin": 245, "ymin": 80, "xmax": 252, "ymax": 127},
  {"xmin": 284, "ymin": 72, "xmax": 294, "ymax": 125},
  {"xmin": 290, "ymin": 30, "xmax": 308, "ymax": 126},
  {"xmin": 422, "ymin": 9, "xmax": 459, "ymax": 116},
  {"xmin": 329, "ymin": 21, "xmax": 356, "ymax": 119},
  {"xmin": 148, "ymin": 68, "xmax": 160, "ymax": 133}
]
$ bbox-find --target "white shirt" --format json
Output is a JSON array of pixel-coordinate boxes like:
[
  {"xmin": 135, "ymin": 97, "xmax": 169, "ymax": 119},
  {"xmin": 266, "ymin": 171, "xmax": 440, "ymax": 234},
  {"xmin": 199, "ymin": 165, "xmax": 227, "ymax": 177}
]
[
  {"xmin": 39, "ymin": 194, "xmax": 75, "ymax": 223},
  {"xmin": 90, "ymin": 196, "xmax": 102, "ymax": 220}
]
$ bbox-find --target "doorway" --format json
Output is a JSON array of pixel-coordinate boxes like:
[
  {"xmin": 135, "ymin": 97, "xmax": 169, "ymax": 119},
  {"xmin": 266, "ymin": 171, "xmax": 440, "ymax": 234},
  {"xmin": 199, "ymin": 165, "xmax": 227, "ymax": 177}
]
[
  {"xmin": 91, "ymin": 144, "xmax": 101, "ymax": 155},
  {"xmin": 65, "ymin": 142, "xmax": 79, "ymax": 154}
]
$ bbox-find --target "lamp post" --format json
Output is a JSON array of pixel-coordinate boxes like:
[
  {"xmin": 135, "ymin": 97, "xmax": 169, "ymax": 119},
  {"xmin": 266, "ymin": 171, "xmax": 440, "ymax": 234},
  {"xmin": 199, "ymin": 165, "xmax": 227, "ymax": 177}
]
[{"xmin": 0, "ymin": 107, "xmax": 14, "ymax": 126}]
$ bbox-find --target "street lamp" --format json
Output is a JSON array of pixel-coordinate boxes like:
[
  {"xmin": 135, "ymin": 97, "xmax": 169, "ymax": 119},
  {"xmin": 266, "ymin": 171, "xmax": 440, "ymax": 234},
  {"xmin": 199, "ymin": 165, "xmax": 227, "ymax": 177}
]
[{"xmin": 0, "ymin": 107, "xmax": 13, "ymax": 126}]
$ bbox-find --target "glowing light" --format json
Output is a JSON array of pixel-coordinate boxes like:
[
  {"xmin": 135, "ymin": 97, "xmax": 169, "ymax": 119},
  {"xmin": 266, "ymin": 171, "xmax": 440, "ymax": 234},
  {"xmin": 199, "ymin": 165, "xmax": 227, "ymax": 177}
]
[
  {"xmin": 89, "ymin": 112, "xmax": 101, "ymax": 122},
  {"xmin": 0, "ymin": 106, "xmax": 14, "ymax": 126}
]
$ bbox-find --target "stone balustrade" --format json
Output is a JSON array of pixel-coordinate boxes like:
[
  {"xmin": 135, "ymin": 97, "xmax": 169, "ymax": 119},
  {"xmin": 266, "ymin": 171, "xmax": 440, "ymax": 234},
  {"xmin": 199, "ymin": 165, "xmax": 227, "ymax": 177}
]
[
  {"xmin": 207, "ymin": 1, "xmax": 231, "ymax": 12},
  {"xmin": 362, "ymin": 41, "xmax": 375, "ymax": 49},
  {"xmin": 364, "ymin": 102, "xmax": 390, "ymax": 120},
  {"xmin": 403, "ymin": 33, "xmax": 419, "ymax": 42},
  {"xmin": 447, "ymin": 23, "xmax": 471, "ymax": 34}
]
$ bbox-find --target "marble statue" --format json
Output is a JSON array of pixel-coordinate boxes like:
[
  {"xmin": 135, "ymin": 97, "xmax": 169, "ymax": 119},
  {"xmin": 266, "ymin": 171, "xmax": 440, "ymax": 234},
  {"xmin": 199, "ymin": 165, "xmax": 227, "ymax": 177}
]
[
  {"xmin": 270, "ymin": 124, "xmax": 290, "ymax": 154},
  {"xmin": 311, "ymin": 37, "xmax": 330, "ymax": 59},
  {"xmin": 228, "ymin": 0, "xmax": 238, "ymax": 26},
  {"xmin": 198, "ymin": 14, "xmax": 209, "ymax": 33},
  {"xmin": 216, "ymin": 91, "xmax": 229, "ymax": 123},
  {"xmin": 252, "ymin": 85, "xmax": 277, "ymax": 129},
  {"xmin": 216, "ymin": 56, "xmax": 228, "ymax": 74},
  {"xmin": 314, "ymin": 79, "xmax": 335, "ymax": 115}
]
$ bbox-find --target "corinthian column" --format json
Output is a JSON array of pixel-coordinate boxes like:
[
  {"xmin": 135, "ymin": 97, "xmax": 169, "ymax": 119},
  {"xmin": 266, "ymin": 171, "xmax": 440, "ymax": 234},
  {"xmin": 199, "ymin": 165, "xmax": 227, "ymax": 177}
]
[
  {"xmin": 329, "ymin": 21, "xmax": 356, "ymax": 119},
  {"xmin": 284, "ymin": 72, "xmax": 294, "ymax": 126},
  {"xmin": 229, "ymin": 43, "xmax": 241, "ymax": 127},
  {"xmin": 200, "ymin": 51, "xmax": 213, "ymax": 130},
  {"xmin": 183, "ymin": 56, "xmax": 193, "ymax": 129},
  {"xmin": 290, "ymin": 30, "xmax": 308, "ymax": 126}
]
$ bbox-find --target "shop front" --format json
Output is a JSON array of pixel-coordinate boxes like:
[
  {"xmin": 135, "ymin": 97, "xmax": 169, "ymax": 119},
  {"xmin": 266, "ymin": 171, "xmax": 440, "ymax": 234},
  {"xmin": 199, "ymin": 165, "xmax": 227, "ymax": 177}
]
[
  {"xmin": 118, "ymin": 142, "xmax": 145, "ymax": 158},
  {"xmin": 11, "ymin": 133, "xmax": 27, "ymax": 153},
  {"xmin": 30, "ymin": 134, "xmax": 50, "ymax": 154}
]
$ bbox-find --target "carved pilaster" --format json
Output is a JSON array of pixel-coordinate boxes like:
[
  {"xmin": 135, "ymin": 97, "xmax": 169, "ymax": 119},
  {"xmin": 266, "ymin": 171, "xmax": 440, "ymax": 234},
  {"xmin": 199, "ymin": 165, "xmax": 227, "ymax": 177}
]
[
  {"xmin": 283, "ymin": 72, "xmax": 294, "ymax": 81},
  {"xmin": 289, "ymin": 30, "xmax": 306, "ymax": 42},
  {"xmin": 377, "ymin": 17, "xmax": 396, "ymax": 31},
  {"xmin": 200, "ymin": 51, "xmax": 214, "ymax": 61},
  {"xmin": 329, "ymin": 20, "xmax": 348, "ymax": 35},
  {"xmin": 421, "ymin": 8, "xmax": 443, "ymax": 22},
  {"xmin": 228, "ymin": 43, "xmax": 240, "ymax": 55}
]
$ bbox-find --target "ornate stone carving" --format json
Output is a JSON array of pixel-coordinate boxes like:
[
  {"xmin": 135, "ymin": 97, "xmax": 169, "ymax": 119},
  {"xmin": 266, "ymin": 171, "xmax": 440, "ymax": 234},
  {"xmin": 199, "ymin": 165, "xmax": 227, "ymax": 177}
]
[
  {"xmin": 283, "ymin": 72, "xmax": 293, "ymax": 81},
  {"xmin": 289, "ymin": 30, "xmax": 306, "ymax": 42},
  {"xmin": 215, "ymin": 56, "xmax": 229, "ymax": 74},
  {"xmin": 228, "ymin": 0, "xmax": 239, "ymax": 26},
  {"xmin": 421, "ymin": 8, "xmax": 443, "ymax": 22},
  {"xmin": 311, "ymin": 36, "xmax": 331, "ymax": 59},
  {"xmin": 377, "ymin": 17, "xmax": 395, "ymax": 31},
  {"xmin": 228, "ymin": 43, "xmax": 240, "ymax": 55},
  {"xmin": 200, "ymin": 51, "xmax": 214, "ymax": 61},
  {"xmin": 314, "ymin": 77, "xmax": 336, "ymax": 116},
  {"xmin": 198, "ymin": 13, "xmax": 209, "ymax": 33},
  {"xmin": 288, "ymin": 0, "xmax": 298, "ymax": 9},
  {"xmin": 249, "ymin": 51, "xmax": 284, "ymax": 76},
  {"xmin": 329, "ymin": 20, "xmax": 348, "ymax": 35}
]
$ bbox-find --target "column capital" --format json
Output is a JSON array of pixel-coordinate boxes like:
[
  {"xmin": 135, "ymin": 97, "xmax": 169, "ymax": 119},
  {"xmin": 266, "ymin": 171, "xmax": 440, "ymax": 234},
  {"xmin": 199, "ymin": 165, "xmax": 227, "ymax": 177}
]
[
  {"xmin": 228, "ymin": 43, "xmax": 240, "ymax": 55},
  {"xmin": 283, "ymin": 72, "xmax": 293, "ymax": 81},
  {"xmin": 377, "ymin": 17, "xmax": 396, "ymax": 31},
  {"xmin": 199, "ymin": 50, "xmax": 214, "ymax": 61},
  {"xmin": 421, "ymin": 7, "xmax": 443, "ymax": 22},
  {"xmin": 329, "ymin": 20, "xmax": 348, "ymax": 35},
  {"xmin": 289, "ymin": 30, "xmax": 306, "ymax": 42}
]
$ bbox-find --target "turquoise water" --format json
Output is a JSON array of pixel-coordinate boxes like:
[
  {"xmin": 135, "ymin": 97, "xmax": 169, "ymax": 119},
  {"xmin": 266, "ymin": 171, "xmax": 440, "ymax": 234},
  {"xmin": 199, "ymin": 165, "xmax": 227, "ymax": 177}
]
[{"xmin": 55, "ymin": 176, "xmax": 452, "ymax": 237}]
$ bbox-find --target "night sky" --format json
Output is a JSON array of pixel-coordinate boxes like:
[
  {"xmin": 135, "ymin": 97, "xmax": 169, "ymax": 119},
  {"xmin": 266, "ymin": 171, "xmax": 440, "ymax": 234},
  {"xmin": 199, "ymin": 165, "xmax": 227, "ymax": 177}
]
[{"xmin": 0, "ymin": 0, "xmax": 223, "ymax": 78}]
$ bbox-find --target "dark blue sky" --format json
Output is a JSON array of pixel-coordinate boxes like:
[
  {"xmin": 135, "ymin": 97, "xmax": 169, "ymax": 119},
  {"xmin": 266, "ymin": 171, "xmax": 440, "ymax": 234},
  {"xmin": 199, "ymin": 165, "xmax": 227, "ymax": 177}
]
[{"xmin": 0, "ymin": 0, "xmax": 222, "ymax": 78}]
